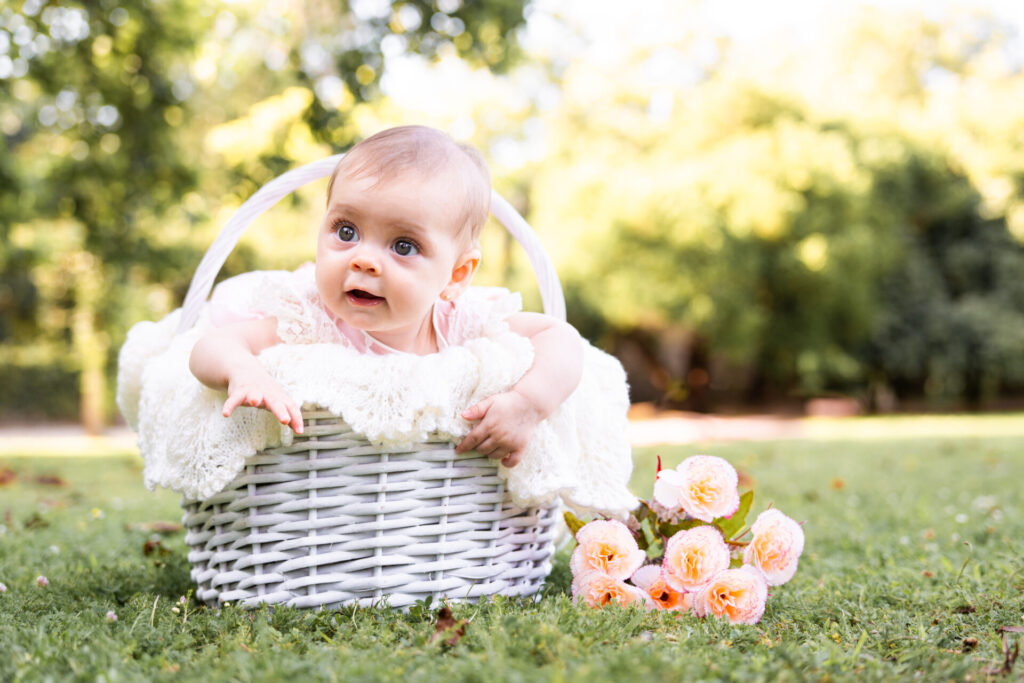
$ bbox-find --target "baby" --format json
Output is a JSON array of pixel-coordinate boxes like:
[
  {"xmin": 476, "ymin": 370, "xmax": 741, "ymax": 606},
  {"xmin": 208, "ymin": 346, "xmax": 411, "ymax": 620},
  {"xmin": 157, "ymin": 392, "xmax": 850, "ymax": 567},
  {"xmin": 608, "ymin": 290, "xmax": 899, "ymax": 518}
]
[{"xmin": 188, "ymin": 125, "xmax": 583, "ymax": 467}]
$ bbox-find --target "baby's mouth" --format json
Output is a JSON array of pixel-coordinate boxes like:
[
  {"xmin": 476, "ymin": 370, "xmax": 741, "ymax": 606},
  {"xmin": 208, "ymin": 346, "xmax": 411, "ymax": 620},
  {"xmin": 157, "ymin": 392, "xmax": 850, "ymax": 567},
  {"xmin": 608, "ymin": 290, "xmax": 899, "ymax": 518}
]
[{"xmin": 346, "ymin": 289, "xmax": 385, "ymax": 306}]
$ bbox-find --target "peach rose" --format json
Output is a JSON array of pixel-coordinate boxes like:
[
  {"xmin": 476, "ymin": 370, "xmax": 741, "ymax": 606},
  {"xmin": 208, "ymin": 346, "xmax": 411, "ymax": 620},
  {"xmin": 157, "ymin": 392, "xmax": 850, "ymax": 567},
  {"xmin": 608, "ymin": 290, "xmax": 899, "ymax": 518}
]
[
  {"xmin": 661, "ymin": 525, "xmax": 731, "ymax": 592},
  {"xmin": 692, "ymin": 565, "xmax": 768, "ymax": 625},
  {"xmin": 570, "ymin": 520, "xmax": 646, "ymax": 581},
  {"xmin": 571, "ymin": 570, "xmax": 650, "ymax": 608},
  {"xmin": 630, "ymin": 564, "xmax": 691, "ymax": 612},
  {"xmin": 653, "ymin": 455, "xmax": 740, "ymax": 522},
  {"xmin": 742, "ymin": 509, "xmax": 805, "ymax": 586}
]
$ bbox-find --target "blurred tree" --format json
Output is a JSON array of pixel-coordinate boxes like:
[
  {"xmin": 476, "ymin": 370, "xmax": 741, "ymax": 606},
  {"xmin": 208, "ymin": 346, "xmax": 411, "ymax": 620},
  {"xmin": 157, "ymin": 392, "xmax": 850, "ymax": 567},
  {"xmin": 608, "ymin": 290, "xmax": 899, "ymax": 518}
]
[
  {"xmin": 864, "ymin": 151, "xmax": 1024, "ymax": 406},
  {"xmin": 0, "ymin": 0, "xmax": 528, "ymax": 428},
  {"xmin": 538, "ymin": 86, "xmax": 905, "ymax": 404},
  {"xmin": 1, "ymin": 0, "xmax": 210, "ymax": 431},
  {"xmin": 527, "ymin": 4, "xmax": 1024, "ymax": 409}
]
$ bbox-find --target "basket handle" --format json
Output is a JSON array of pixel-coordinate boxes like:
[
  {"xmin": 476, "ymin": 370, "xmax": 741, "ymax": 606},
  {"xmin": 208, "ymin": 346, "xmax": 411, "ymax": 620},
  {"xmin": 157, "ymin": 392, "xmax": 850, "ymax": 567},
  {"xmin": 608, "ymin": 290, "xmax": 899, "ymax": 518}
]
[{"xmin": 177, "ymin": 154, "xmax": 565, "ymax": 334}]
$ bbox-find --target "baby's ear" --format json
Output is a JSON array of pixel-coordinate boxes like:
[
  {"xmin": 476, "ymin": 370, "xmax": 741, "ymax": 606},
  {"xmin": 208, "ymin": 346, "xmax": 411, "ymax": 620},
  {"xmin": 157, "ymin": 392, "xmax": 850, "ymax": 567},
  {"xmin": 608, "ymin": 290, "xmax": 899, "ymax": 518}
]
[{"xmin": 444, "ymin": 247, "xmax": 481, "ymax": 299}]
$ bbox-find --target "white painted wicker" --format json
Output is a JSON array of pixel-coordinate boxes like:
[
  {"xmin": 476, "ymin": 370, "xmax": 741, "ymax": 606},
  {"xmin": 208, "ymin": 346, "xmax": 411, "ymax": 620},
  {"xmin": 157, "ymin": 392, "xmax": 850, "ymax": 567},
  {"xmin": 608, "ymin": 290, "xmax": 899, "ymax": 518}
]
[
  {"xmin": 178, "ymin": 154, "xmax": 564, "ymax": 609},
  {"xmin": 183, "ymin": 411, "xmax": 558, "ymax": 609}
]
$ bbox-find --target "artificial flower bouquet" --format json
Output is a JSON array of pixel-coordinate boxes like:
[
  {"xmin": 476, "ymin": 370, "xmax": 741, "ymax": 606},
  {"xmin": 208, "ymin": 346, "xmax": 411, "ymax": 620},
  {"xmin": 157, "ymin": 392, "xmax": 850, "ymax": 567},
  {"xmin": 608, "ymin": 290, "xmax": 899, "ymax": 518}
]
[{"xmin": 565, "ymin": 455, "xmax": 804, "ymax": 625}]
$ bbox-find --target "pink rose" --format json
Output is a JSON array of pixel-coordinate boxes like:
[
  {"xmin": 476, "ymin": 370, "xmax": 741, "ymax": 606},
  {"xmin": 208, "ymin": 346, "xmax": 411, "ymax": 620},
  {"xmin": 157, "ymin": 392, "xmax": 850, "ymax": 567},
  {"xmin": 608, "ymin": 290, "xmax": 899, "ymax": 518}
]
[
  {"xmin": 692, "ymin": 565, "xmax": 768, "ymax": 625},
  {"xmin": 661, "ymin": 525, "xmax": 731, "ymax": 592},
  {"xmin": 630, "ymin": 564, "xmax": 691, "ymax": 612},
  {"xmin": 742, "ymin": 509, "xmax": 805, "ymax": 586},
  {"xmin": 571, "ymin": 570, "xmax": 650, "ymax": 608},
  {"xmin": 569, "ymin": 520, "xmax": 646, "ymax": 581},
  {"xmin": 653, "ymin": 455, "xmax": 740, "ymax": 522}
]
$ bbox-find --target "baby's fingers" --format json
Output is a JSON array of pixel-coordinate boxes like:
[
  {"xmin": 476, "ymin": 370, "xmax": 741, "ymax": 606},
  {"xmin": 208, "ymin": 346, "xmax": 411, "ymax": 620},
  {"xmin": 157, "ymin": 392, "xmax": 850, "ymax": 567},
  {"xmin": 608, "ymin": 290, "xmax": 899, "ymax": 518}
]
[
  {"xmin": 500, "ymin": 450, "xmax": 522, "ymax": 468},
  {"xmin": 264, "ymin": 396, "xmax": 296, "ymax": 429},
  {"xmin": 461, "ymin": 397, "xmax": 494, "ymax": 422},
  {"xmin": 456, "ymin": 421, "xmax": 503, "ymax": 454},
  {"xmin": 268, "ymin": 402, "xmax": 289, "ymax": 425},
  {"xmin": 456, "ymin": 424, "xmax": 490, "ymax": 454},
  {"xmin": 222, "ymin": 393, "xmax": 245, "ymax": 417},
  {"xmin": 286, "ymin": 401, "xmax": 304, "ymax": 435}
]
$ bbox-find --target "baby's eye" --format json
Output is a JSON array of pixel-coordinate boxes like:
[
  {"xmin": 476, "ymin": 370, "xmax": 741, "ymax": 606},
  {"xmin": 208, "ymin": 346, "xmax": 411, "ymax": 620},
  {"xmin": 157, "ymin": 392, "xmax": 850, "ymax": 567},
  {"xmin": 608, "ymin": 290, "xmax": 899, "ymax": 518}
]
[
  {"xmin": 393, "ymin": 239, "xmax": 419, "ymax": 256},
  {"xmin": 335, "ymin": 223, "xmax": 358, "ymax": 242}
]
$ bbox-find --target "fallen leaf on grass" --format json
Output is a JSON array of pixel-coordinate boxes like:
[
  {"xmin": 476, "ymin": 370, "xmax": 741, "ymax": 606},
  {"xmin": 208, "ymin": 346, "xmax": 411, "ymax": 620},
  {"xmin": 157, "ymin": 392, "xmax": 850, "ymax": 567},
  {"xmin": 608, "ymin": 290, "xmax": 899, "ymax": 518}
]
[
  {"xmin": 983, "ymin": 636, "xmax": 1019, "ymax": 676},
  {"xmin": 24, "ymin": 513, "xmax": 50, "ymax": 529},
  {"xmin": 126, "ymin": 522, "xmax": 183, "ymax": 534},
  {"xmin": 142, "ymin": 539, "xmax": 170, "ymax": 556},
  {"xmin": 0, "ymin": 468, "xmax": 16, "ymax": 486},
  {"xmin": 430, "ymin": 606, "xmax": 467, "ymax": 647},
  {"xmin": 34, "ymin": 475, "xmax": 67, "ymax": 487},
  {"xmin": 962, "ymin": 637, "xmax": 979, "ymax": 651},
  {"xmin": 922, "ymin": 570, "xmax": 935, "ymax": 578}
]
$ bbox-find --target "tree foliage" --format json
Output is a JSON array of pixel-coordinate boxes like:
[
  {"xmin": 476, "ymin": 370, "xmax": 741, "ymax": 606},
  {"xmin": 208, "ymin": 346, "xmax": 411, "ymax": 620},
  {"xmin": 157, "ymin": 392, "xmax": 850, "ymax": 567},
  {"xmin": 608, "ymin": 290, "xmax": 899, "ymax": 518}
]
[
  {"xmin": 0, "ymin": 0, "xmax": 528, "ymax": 425},
  {"xmin": 865, "ymin": 158, "xmax": 1024, "ymax": 404},
  {"xmin": 4, "ymin": 1, "xmax": 1024, "ymax": 421},
  {"xmin": 529, "ymin": 7, "xmax": 1024, "ymax": 407}
]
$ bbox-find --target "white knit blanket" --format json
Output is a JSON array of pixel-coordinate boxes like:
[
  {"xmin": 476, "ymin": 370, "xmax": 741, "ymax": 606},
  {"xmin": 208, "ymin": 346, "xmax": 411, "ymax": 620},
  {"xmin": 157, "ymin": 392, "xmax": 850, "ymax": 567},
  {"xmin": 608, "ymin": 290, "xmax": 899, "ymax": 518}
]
[{"xmin": 116, "ymin": 307, "xmax": 637, "ymax": 517}]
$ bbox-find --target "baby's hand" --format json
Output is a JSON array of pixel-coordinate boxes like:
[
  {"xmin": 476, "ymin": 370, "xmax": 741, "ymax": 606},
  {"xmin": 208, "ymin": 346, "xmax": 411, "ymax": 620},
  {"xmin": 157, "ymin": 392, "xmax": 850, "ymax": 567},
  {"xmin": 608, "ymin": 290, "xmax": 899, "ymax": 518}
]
[
  {"xmin": 223, "ymin": 370, "xmax": 304, "ymax": 435},
  {"xmin": 456, "ymin": 390, "xmax": 543, "ymax": 467}
]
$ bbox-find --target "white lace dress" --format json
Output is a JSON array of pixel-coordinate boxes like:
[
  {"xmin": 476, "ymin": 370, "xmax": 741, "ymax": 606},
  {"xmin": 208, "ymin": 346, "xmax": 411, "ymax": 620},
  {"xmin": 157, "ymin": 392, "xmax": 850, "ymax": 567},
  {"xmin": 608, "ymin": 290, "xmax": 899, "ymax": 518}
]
[{"xmin": 116, "ymin": 266, "xmax": 637, "ymax": 516}]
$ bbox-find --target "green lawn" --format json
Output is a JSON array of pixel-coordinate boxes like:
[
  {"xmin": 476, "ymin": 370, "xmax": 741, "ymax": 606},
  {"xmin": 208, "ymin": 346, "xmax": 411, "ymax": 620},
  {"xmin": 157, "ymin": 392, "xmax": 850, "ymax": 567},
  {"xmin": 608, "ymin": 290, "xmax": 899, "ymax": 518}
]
[{"xmin": 1, "ymin": 429, "xmax": 1023, "ymax": 681}]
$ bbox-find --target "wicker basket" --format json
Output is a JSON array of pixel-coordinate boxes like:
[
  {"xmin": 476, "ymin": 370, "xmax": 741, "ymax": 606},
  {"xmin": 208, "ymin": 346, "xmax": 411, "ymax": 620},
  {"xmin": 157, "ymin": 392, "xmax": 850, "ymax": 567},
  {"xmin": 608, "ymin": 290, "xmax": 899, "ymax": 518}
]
[{"xmin": 176, "ymin": 155, "xmax": 566, "ymax": 609}]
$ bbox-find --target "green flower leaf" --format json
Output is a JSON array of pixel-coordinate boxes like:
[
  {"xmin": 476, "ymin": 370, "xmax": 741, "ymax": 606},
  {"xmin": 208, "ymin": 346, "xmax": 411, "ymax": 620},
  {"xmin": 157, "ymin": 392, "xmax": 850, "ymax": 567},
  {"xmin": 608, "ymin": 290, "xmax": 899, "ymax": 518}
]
[
  {"xmin": 658, "ymin": 518, "xmax": 704, "ymax": 539},
  {"xmin": 641, "ymin": 517, "xmax": 664, "ymax": 559},
  {"xmin": 632, "ymin": 500, "xmax": 657, "ymax": 524},
  {"xmin": 715, "ymin": 490, "xmax": 754, "ymax": 540},
  {"xmin": 563, "ymin": 510, "xmax": 587, "ymax": 540}
]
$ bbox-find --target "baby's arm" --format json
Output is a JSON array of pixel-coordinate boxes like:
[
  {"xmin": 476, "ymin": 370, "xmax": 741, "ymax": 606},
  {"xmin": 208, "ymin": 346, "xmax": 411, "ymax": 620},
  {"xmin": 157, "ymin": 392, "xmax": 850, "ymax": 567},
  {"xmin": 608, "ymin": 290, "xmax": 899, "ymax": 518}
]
[
  {"xmin": 188, "ymin": 317, "xmax": 304, "ymax": 434},
  {"xmin": 456, "ymin": 312, "xmax": 583, "ymax": 467}
]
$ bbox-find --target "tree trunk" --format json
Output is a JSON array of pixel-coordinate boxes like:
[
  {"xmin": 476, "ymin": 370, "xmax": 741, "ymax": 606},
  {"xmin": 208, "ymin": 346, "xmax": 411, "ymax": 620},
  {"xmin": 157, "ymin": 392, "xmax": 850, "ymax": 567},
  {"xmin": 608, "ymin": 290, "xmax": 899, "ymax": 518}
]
[
  {"xmin": 79, "ymin": 350, "xmax": 106, "ymax": 436},
  {"xmin": 71, "ymin": 252, "xmax": 107, "ymax": 435}
]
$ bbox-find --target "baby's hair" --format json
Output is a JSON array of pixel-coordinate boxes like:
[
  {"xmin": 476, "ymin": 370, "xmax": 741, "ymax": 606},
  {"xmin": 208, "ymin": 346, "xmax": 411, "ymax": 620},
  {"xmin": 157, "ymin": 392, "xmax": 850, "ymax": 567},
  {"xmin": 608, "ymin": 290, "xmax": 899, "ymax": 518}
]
[{"xmin": 327, "ymin": 125, "xmax": 491, "ymax": 242}]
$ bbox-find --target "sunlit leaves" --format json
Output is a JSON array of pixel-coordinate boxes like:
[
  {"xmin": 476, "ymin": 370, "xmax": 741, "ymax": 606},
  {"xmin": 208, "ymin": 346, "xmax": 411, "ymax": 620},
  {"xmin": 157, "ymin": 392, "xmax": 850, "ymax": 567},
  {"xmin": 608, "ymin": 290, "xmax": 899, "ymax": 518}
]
[
  {"xmin": 0, "ymin": 0, "xmax": 529, "ymax": 421},
  {"xmin": 530, "ymin": 9, "xmax": 1024, "ymax": 403}
]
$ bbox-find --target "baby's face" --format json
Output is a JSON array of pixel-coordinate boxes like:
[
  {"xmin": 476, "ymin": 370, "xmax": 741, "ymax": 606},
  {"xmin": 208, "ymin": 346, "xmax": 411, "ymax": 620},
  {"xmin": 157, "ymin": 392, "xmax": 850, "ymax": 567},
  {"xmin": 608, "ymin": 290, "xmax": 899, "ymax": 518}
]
[{"xmin": 315, "ymin": 168, "xmax": 475, "ymax": 353}]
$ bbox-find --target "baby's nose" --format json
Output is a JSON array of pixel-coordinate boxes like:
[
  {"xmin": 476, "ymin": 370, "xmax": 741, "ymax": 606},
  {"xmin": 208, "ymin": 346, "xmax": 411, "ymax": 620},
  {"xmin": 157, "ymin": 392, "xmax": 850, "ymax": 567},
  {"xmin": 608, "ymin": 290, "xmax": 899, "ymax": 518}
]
[{"xmin": 350, "ymin": 250, "xmax": 381, "ymax": 274}]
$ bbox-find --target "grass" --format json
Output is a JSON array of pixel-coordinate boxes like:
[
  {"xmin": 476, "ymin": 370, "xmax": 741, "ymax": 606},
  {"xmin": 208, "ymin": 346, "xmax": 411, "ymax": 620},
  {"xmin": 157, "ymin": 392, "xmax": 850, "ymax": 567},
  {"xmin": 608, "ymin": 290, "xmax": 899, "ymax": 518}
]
[{"xmin": 2, "ymin": 427, "xmax": 1023, "ymax": 681}]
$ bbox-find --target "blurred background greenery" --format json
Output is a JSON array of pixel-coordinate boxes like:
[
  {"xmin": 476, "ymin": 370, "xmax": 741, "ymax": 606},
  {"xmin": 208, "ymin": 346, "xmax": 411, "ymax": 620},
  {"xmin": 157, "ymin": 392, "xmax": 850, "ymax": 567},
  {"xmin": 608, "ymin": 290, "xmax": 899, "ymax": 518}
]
[{"xmin": 3, "ymin": 0, "xmax": 1024, "ymax": 431}]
